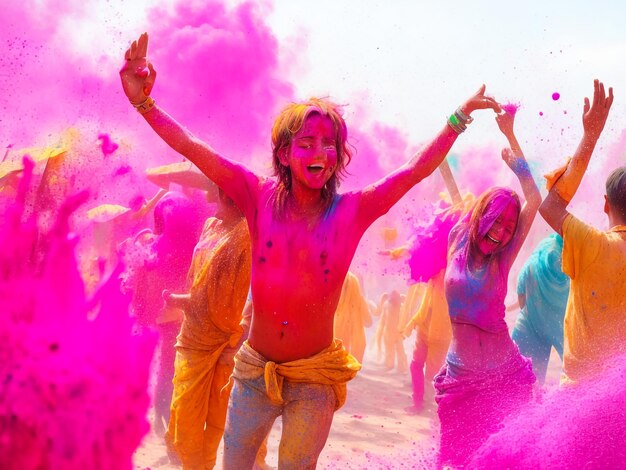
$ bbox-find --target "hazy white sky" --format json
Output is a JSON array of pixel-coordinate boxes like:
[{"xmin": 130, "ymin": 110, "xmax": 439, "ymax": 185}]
[
  {"xmin": 56, "ymin": 0, "xmax": 625, "ymax": 158},
  {"xmin": 266, "ymin": 0, "xmax": 626, "ymax": 155}
]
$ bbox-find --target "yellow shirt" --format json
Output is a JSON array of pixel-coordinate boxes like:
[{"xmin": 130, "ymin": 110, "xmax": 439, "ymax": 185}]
[
  {"xmin": 177, "ymin": 217, "xmax": 252, "ymax": 351},
  {"xmin": 561, "ymin": 214, "xmax": 626, "ymax": 384}
]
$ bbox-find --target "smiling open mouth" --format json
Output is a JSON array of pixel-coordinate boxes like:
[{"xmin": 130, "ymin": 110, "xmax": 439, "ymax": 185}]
[
  {"xmin": 307, "ymin": 164, "xmax": 324, "ymax": 173},
  {"xmin": 487, "ymin": 234, "xmax": 500, "ymax": 244}
]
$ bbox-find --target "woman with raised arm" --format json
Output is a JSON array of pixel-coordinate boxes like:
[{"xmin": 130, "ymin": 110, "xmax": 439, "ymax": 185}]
[{"xmin": 434, "ymin": 108, "xmax": 542, "ymax": 468}]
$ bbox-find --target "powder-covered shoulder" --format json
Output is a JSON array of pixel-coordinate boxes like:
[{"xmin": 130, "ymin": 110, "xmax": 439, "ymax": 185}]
[
  {"xmin": 448, "ymin": 223, "xmax": 466, "ymax": 247},
  {"xmin": 328, "ymin": 190, "xmax": 356, "ymax": 207},
  {"xmin": 333, "ymin": 191, "xmax": 364, "ymax": 215},
  {"xmin": 253, "ymin": 177, "xmax": 280, "ymax": 205},
  {"xmin": 256, "ymin": 175, "xmax": 276, "ymax": 191}
]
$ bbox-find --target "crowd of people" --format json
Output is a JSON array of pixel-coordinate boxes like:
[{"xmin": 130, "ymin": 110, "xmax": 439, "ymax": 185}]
[
  {"xmin": 115, "ymin": 32, "xmax": 625, "ymax": 469},
  {"xmin": 2, "ymin": 28, "xmax": 623, "ymax": 470},
  {"xmin": 120, "ymin": 33, "xmax": 626, "ymax": 469}
]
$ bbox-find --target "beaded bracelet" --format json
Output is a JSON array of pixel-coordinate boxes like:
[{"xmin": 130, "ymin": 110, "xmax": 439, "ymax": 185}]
[{"xmin": 133, "ymin": 96, "xmax": 156, "ymax": 115}]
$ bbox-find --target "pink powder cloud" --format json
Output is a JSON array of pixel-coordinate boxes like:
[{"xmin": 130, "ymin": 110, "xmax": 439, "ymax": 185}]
[{"xmin": 0, "ymin": 158, "xmax": 156, "ymax": 468}]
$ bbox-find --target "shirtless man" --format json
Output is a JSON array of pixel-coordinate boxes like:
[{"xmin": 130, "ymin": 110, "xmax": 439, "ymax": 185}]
[{"xmin": 120, "ymin": 32, "xmax": 500, "ymax": 469}]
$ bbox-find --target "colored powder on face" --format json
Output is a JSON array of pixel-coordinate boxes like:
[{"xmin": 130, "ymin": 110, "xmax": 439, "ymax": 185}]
[
  {"xmin": 0, "ymin": 158, "xmax": 157, "ymax": 469},
  {"xmin": 552, "ymin": 92, "xmax": 560, "ymax": 100},
  {"xmin": 5, "ymin": 3, "xmax": 626, "ymax": 467},
  {"xmin": 476, "ymin": 189, "xmax": 519, "ymax": 240}
]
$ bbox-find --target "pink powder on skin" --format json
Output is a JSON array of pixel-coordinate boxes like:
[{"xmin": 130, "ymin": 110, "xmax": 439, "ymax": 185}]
[{"xmin": 0, "ymin": 12, "xmax": 295, "ymax": 459}]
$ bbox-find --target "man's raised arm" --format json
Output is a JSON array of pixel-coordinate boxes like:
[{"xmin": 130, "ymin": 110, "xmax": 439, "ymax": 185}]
[
  {"xmin": 539, "ymin": 79, "xmax": 614, "ymax": 235},
  {"xmin": 120, "ymin": 33, "xmax": 260, "ymax": 215}
]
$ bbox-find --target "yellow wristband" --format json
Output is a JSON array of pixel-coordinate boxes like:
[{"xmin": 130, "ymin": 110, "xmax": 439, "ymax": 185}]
[{"xmin": 133, "ymin": 96, "xmax": 155, "ymax": 115}]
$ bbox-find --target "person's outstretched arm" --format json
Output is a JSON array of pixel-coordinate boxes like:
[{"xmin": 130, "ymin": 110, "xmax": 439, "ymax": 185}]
[
  {"xmin": 119, "ymin": 33, "xmax": 260, "ymax": 216},
  {"xmin": 539, "ymin": 79, "xmax": 614, "ymax": 235},
  {"xmin": 496, "ymin": 110, "xmax": 542, "ymax": 266},
  {"xmin": 355, "ymin": 85, "xmax": 501, "ymax": 229}
]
